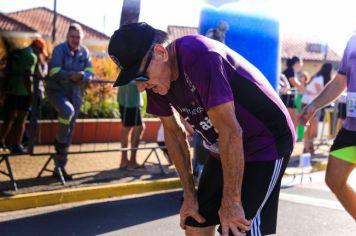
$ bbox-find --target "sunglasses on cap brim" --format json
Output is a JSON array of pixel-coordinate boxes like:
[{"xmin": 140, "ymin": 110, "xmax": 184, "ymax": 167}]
[
  {"xmin": 135, "ymin": 76, "xmax": 149, "ymax": 82},
  {"xmin": 134, "ymin": 47, "xmax": 153, "ymax": 82}
]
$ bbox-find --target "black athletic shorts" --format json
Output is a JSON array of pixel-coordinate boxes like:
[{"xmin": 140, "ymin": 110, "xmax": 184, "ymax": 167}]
[
  {"xmin": 337, "ymin": 103, "xmax": 346, "ymax": 119},
  {"xmin": 119, "ymin": 105, "xmax": 143, "ymax": 127},
  {"xmin": 4, "ymin": 94, "xmax": 31, "ymax": 114},
  {"xmin": 280, "ymin": 94, "xmax": 296, "ymax": 108},
  {"xmin": 185, "ymin": 155, "xmax": 290, "ymax": 236},
  {"xmin": 330, "ymin": 128, "xmax": 356, "ymax": 164},
  {"xmin": 331, "ymin": 128, "xmax": 356, "ymax": 151}
]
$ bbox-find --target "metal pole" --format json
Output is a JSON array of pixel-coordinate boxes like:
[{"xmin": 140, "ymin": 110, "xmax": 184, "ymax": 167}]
[
  {"xmin": 52, "ymin": 0, "xmax": 57, "ymax": 43},
  {"xmin": 120, "ymin": 0, "xmax": 141, "ymax": 27},
  {"xmin": 323, "ymin": 43, "xmax": 329, "ymax": 62}
]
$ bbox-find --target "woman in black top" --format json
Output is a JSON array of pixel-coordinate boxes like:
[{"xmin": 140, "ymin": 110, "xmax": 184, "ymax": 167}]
[{"xmin": 281, "ymin": 56, "xmax": 304, "ymax": 128}]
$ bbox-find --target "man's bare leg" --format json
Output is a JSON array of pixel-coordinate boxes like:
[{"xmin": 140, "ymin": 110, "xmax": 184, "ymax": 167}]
[
  {"xmin": 325, "ymin": 156, "xmax": 356, "ymax": 220},
  {"xmin": 119, "ymin": 126, "xmax": 131, "ymax": 169},
  {"xmin": 13, "ymin": 110, "xmax": 28, "ymax": 145},
  {"xmin": 185, "ymin": 226, "xmax": 216, "ymax": 236},
  {"xmin": 129, "ymin": 124, "xmax": 144, "ymax": 168},
  {"xmin": 0, "ymin": 110, "xmax": 17, "ymax": 145}
]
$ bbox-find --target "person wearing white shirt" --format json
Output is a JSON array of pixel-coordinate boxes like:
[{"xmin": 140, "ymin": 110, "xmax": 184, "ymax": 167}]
[{"xmin": 301, "ymin": 63, "xmax": 333, "ymax": 154}]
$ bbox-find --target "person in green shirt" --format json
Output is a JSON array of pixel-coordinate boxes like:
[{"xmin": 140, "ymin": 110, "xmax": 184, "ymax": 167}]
[
  {"xmin": 0, "ymin": 38, "xmax": 47, "ymax": 153},
  {"xmin": 117, "ymin": 80, "xmax": 145, "ymax": 169}
]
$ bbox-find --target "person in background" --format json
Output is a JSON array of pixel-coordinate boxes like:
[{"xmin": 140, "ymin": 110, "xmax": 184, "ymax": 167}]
[
  {"xmin": 118, "ymin": 80, "xmax": 145, "ymax": 169},
  {"xmin": 46, "ymin": 23, "xmax": 93, "ymax": 180},
  {"xmin": 300, "ymin": 35, "xmax": 356, "ymax": 220},
  {"xmin": 295, "ymin": 71, "xmax": 309, "ymax": 141},
  {"xmin": 281, "ymin": 56, "xmax": 304, "ymax": 127},
  {"xmin": 26, "ymin": 40, "xmax": 49, "ymax": 151},
  {"xmin": 278, "ymin": 73, "xmax": 290, "ymax": 96},
  {"xmin": 0, "ymin": 38, "xmax": 47, "ymax": 154},
  {"xmin": 301, "ymin": 63, "xmax": 332, "ymax": 154},
  {"xmin": 205, "ymin": 21, "xmax": 229, "ymax": 44}
]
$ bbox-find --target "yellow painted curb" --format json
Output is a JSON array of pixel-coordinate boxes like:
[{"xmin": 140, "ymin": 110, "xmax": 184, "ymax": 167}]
[
  {"xmin": 284, "ymin": 161, "xmax": 328, "ymax": 176},
  {"xmin": 0, "ymin": 161, "xmax": 329, "ymax": 213},
  {"xmin": 0, "ymin": 178, "xmax": 181, "ymax": 213},
  {"xmin": 312, "ymin": 160, "xmax": 328, "ymax": 172}
]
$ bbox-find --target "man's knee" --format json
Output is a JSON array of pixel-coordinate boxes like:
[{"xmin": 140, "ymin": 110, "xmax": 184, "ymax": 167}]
[
  {"xmin": 185, "ymin": 226, "xmax": 215, "ymax": 236},
  {"xmin": 61, "ymin": 107, "xmax": 75, "ymax": 120},
  {"xmin": 56, "ymin": 101, "xmax": 75, "ymax": 120},
  {"xmin": 325, "ymin": 171, "xmax": 340, "ymax": 193}
]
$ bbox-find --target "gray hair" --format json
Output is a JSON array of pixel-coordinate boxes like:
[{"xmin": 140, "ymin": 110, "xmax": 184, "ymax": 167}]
[{"xmin": 68, "ymin": 23, "xmax": 84, "ymax": 37}]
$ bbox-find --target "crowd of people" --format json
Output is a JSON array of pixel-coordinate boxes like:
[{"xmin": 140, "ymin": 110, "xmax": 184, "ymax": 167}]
[
  {"xmin": 0, "ymin": 23, "xmax": 96, "ymax": 181},
  {"xmin": 0, "ymin": 38, "xmax": 47, "ymax": 154},
  {"xmin": 0, "ymin": 18, "xmax": 354, "ymax": 235},
  {"xmin": 278, "ymin": 57, "xmax": 344, "ymax": 155}
]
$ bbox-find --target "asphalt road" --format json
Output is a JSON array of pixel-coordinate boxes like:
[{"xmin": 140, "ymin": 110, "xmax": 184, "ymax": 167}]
[{"xmin": 0, "ymin": 171, "xmax": 355, "ymax": 236}]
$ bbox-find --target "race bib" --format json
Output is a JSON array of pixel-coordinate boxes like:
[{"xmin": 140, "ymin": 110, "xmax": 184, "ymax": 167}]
[{"xmin": 346, "ymin": 92, "xmax": 356, "ymax": 118}]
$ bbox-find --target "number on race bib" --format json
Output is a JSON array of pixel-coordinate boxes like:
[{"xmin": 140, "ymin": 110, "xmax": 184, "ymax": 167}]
[{"xmin": 346, "ymin": 92, "xmax": 356, "ymax": 118}]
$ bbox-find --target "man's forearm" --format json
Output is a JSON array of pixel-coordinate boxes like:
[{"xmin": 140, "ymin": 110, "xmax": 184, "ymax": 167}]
[
  {"xmin": 48, "ymin": 64, "xmax": 71, "ymax": 80},
  {"xmin": 312, "ymin": 74, "xmax": 347, "ymax": 109},
  {"xmin": 219, "ymin": 128, "xmax": 244, "ymax": 205},
  {"xmin": 164, "ymin": 128, "xmax": 196, "ymax": 197}
]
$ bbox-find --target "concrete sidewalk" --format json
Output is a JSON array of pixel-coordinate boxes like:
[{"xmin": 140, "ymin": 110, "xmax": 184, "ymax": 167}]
[{"xmin": 0, "ymin": 141, "xmax": 329, "ymax": 212}]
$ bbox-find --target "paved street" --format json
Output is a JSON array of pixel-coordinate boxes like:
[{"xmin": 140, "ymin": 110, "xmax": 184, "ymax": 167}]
[{"xmin": 0, "ymin": 171, "xmax": 355, "ymax": 236}]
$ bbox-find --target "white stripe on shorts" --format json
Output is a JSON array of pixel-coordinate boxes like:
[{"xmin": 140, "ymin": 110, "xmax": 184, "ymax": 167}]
[{"xmin": 251, "ymin": 158, "xmax": 283, "ymax": 236}]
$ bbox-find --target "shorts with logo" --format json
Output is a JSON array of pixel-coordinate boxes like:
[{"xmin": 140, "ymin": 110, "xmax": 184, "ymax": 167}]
[
  {"xmin": 185, "ymin": 154, "xmax": 290, "ymax": 236},
  {"xmin": 119, "ymin": 105, "xmax": 143, "ymax": 127},
  {"xmin": 330, "ymin": 128, "xmax": 356, "ymax": 164}
]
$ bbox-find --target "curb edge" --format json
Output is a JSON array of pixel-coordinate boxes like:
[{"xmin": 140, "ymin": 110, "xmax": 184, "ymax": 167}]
[{"xmin": 0, "ymin": 177, "xmax": 182, "ymax": 213}]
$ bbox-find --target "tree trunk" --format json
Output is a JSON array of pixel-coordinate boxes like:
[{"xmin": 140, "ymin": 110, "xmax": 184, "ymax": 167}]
[{"xmin": 120, "ymin": 0, "xmax": 141, "ymax": 27}]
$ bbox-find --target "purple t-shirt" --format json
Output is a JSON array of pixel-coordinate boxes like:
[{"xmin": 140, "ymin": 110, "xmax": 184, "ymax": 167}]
[
  {"xmin": 338, "ymin": 34, "xmax": 356, "ymax": 131},
  {"xmin": 147, "ymin": 35, "xmax": 295, "ymax": 162}
]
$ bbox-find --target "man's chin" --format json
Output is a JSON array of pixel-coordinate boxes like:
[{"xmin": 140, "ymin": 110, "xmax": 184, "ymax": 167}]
[{"xmin": 69, "ymin": 45, "xmax": 80, "ymax": 51}]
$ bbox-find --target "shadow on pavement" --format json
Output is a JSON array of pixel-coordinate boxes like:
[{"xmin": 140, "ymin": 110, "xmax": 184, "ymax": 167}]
[
  {"xmin": 0, "ymin": 190, "xmax": 183, "ymax": 236},
  {"xmin": 0, "ymin": 164, "xmax": 177, "ymax": 196}
]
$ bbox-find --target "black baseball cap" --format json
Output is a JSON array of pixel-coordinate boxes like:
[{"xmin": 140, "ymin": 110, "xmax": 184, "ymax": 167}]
[{"xmin": 108, "ymin": 22, "xmax": 155, "ymax": 87}]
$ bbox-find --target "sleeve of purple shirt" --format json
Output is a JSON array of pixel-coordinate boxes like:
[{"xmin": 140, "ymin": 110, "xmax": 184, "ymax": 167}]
[
  {"xmin": 338, "ymin": 44, "xmax": 348, "ymax": 75},
  {"xmin": 189, "ymin": 52, "xmax": 234, "ymax": 111},
  {"xmin": 338, "ymin": 35, "xmax": 356, "ymax": 75}
]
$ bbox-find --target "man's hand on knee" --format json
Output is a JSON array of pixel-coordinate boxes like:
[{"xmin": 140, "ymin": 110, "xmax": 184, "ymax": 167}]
[
  {"xmin": 218, "ymin": 202, "xmax": 251, "ymax": 236},
  {"xmin": 180, "ymin": 196, "xmax": 205, "ymax": 230}
]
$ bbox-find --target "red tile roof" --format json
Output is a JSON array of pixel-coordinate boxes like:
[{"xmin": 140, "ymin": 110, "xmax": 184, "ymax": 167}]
[
  {"xmin": 167, "ymin": 25, "xmax": 198, "ymax": 40},
  {"xmin": 6, "ymin": 7, "xmax": 109, "ymax": 41},
  {"xmin": 167, "ymin": 25, "xmax": 341, "ymax": 62},
  {"xmin": 0, "ymin": 12, "xmax": 36, "ymax": 32},
  {"xmin": 281, "ymin": 34, "xmax": 340, "ymax": 62}
]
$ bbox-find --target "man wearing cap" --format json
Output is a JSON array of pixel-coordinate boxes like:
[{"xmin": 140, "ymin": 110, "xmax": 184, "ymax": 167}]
[
  {"xmin": 46, "ymin": 23, "xmax": 93, "ymax": 180},
  {"xmin": 0, "ymin": 38, "xmax": 47, "ymax": 154},
  {"xmin": 108, "ymin": 22, "xmax": 295, "ymax": 236}
]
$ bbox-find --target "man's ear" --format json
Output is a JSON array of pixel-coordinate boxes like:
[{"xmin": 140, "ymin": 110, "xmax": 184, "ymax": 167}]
[{"xmin": 153, "ymin": 45, "xmax": 169, "ymax": 62}]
